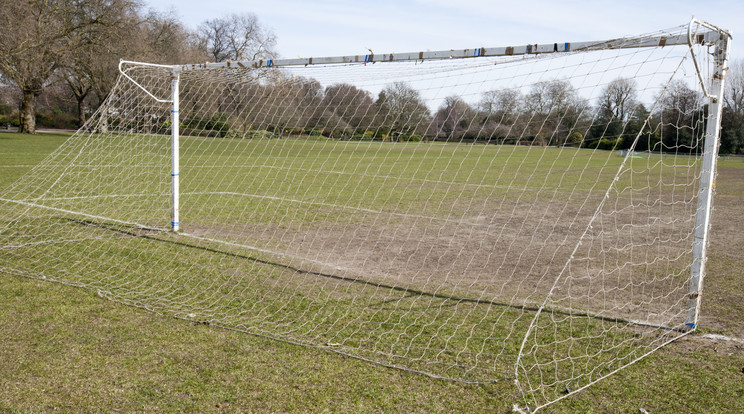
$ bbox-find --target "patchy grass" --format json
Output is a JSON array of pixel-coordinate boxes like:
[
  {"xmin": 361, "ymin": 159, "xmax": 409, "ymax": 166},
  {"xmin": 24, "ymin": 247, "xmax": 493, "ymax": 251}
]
[{"xmin": 0, "ymin": 132, "xmax": 742, "ymax": 412}]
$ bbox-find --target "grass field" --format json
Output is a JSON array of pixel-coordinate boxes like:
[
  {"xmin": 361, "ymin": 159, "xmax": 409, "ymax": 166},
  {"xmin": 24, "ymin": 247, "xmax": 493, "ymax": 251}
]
[{"xmin": 1, "ymin": 131, "xmax": 743, "ymax": 413}]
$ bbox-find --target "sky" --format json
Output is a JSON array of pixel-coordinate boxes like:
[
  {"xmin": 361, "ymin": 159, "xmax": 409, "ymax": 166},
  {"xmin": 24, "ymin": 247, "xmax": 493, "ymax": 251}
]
[{"xmin": 144, "ymin": 0, "xmax": 743, "ymax": 62}]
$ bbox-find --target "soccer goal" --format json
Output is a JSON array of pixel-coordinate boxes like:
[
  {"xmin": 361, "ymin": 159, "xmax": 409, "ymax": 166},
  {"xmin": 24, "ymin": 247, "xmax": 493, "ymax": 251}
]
[{"xmin": 0, "ymin": 19, "xmax": 730, "ymax": 412}]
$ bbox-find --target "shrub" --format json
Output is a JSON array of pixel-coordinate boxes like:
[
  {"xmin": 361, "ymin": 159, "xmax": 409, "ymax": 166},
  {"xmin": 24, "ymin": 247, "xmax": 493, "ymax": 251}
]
[
  {"xmin": 35, "ymin": 107, "xmax": 78, "ymax": 129},
  {"xmin": 182, "ymin": 113, "xmax": 232, "ymax": 137}
]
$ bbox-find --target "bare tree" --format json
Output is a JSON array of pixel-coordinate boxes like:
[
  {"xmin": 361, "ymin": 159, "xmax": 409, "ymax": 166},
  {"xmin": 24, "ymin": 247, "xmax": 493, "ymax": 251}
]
[
  {"xmin": 198, "ymin": 13, "xmax": 277, "ymax": 62},
  {"xmin": 61, "ymin": 67, "xmax": 93, "ymax": 126},
  {"xmin": 258, "ymin": 75, "xmax": 324, "ymax": 131},
  {"xmin": 479, "ymin": 88, "xmax": 522, "ymax": 125},
  {"xmin": 524, "ymin": 80, "xmax": 588, "ymax": 145},
  {"xmin": 376, "ymin": 82, "xmax": 430, "ymax": 140},
  {"xmin": 0, "ymin": 0, "xmax": 142, "ymax": 133},
  {"xmin": 141, "ymin": 10, "xmax": 207, "ymax": 65},
  {"xmin": 720, "ymin": 59, "xmax": 744, "ymax": 154},
  {"xmin": 525, "ymin": 80, "xmax": 578, "ymax": 115},
  {"xmin": 658, "ymin": 80, "xmax": 701, "ymax": 116},
  {"xmin": 0, "ymin": 1, "xmax": 74, "ymax": 133},
  {"xmin": 725, "ymin": 58, "xmax": 744, "ymax": 114},
  {"xmin": 321, "ymin": 83, "xmax": 375, "ymax": 134},
  {"xmin": 597, "ymin": 78, "xmax": 638, "ymax": 122},
  {"xmin": 61, "ymin": 0, "xmax": 142, "ymax": 126},
  {"xmin": 62, "ymin": 7, "xmax": 207, "ymax": 131},
  {"xmin": 431, "ymin": 96, "xmax": 476, "ymax": 140},
  {"xmin": 476, "ymin": 88, "xmax": 523, "ymax": 140},
  {"xmin": 656, "ymin": 80, "xmax": 703, "ymax": 151}
]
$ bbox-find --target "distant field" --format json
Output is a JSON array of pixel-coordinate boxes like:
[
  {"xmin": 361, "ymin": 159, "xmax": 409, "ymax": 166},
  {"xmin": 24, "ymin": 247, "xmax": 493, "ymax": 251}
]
[{"xmin": 0, "ymin": 131, "xmax": 742, "ymax": 413}]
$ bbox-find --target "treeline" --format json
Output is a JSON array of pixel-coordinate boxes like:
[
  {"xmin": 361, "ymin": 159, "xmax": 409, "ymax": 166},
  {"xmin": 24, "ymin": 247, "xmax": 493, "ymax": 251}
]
[
  {"xmin": 1, "ymin": 2, "xmax": 743, "ymax": 154},
  {"xmin": 170, "ymin": 74, "xmax": 744, "ymax": 154},
  {"xmin": 0, "ymin": 1, "xmax": 276, "ymax": 133}
]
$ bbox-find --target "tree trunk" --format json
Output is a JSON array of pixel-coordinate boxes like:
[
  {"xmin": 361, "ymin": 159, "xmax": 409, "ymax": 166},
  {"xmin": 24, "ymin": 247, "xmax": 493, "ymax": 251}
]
[
  {"xmin": 77, "ymin": 97, "xmax": 86, "ymax": 126},
  {"xmin": 97, "ymin": 109, "xmax": 108, "ymax": 134},
  {"xmin": 96, "ymin": 90, "xmax": 109, "ymax": 133},
  {"xmin": 19, "ymin": 90, "xmax": 36, "ymax": 134}
]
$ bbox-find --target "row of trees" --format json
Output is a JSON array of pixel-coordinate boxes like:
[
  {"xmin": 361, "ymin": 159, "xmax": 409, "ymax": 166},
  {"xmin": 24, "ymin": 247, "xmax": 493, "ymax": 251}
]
[
  {"xmin": 0, "ymin": 0, "xmax": 277, "ymax": 133},
  {"xmin": 378, "ymin": 71, "xmax": 740, "ymax": 154},
  {"xmin": 172, "ymin": 72, "xmax": 741, "ymax": 154},
  {"xmin": 1, "ymin": 3, "xmax": 743, "ymax": 153}
]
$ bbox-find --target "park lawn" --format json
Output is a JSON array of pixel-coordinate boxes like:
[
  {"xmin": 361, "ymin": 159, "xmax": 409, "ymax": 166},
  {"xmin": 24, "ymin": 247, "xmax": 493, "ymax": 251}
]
[{"xmin": 0, "ymin": 131, "xmax": 742, "ymax": 413}]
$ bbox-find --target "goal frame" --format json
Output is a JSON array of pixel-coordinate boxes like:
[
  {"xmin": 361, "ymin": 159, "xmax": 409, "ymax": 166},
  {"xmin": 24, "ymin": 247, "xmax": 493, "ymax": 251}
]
[
  {"xmin": 685, "ymin": 26, "xmax": 730, "ymax": 330},
  {"xmin": 122, "ymin": 17, "xmax": 731, "ymax": 331},
  {"xmin": 109, "ymin": 18, "xmax": 731, "ymax": 412}
]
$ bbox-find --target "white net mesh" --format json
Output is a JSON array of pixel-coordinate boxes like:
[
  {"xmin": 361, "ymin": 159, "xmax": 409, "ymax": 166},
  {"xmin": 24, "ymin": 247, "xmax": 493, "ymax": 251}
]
[{"xmin": 0, "ymin": 24, "xmax": 728, "ymax": 410}]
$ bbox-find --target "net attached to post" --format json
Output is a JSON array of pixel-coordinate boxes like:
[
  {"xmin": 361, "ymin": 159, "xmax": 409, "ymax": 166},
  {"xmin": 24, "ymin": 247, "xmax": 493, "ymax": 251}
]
[{"xmin": 0, "ymin": 22, "xmax": 729, "ymax": 411}]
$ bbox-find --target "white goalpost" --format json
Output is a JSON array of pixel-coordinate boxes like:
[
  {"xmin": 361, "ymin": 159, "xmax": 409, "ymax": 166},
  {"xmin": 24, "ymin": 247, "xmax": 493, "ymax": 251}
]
[
  {"xmin": 0, "ymin": 19, "xmax": 731, "ymax": 412},
  {"xmin": 170, "ymin": 70, "xmax": 180, "ymax": 232}
]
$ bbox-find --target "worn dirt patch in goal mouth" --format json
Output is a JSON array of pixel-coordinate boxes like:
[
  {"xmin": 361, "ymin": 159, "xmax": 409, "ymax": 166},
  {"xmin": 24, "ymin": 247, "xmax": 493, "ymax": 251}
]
[{"xmin": 178, "ymin": 185, "xmax": 697, "ymax": 327}]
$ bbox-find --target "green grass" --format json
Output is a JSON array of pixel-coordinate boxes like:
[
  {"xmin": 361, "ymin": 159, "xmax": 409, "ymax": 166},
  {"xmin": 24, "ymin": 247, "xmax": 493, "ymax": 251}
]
[{"xmin": 1, "ymin": 131, "xmax": 743, "ymax": 413}]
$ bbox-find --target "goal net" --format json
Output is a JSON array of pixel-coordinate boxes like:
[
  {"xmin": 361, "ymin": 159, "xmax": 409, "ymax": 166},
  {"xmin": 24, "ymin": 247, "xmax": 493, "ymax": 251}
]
[{"xmin": 0, "ymin": 21, "xmax": 730, "ymax": 411}]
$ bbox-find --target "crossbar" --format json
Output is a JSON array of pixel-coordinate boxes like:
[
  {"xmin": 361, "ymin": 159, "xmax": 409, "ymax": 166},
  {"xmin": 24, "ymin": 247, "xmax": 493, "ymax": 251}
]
[{"xmin": 175, "ymin": 30, "xmax": 722, "ymax": 71}]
